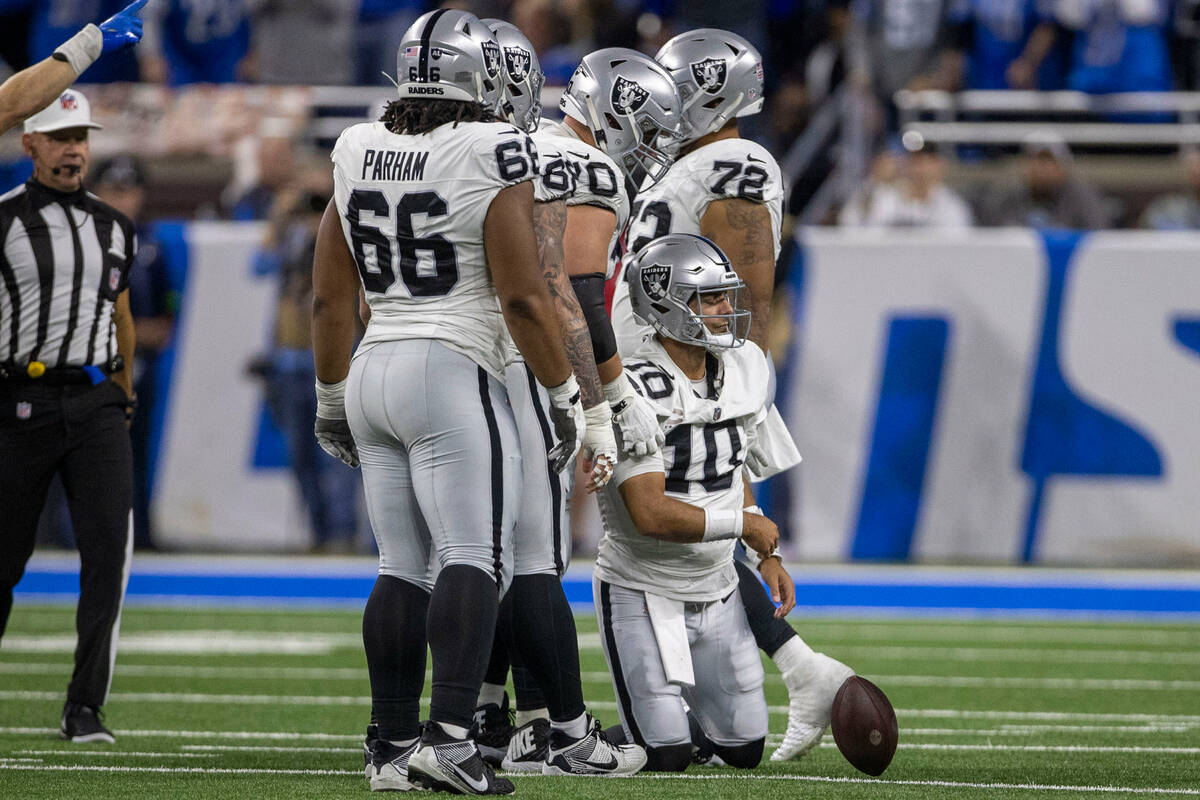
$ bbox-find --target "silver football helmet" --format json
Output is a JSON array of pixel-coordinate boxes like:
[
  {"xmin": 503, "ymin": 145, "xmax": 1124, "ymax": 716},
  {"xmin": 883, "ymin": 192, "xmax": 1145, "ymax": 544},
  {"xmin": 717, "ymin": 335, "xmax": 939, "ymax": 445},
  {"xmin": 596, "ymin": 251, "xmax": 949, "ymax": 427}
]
[
  {"xmin": 655, "ymin": 29, "xmax": 764, "ymax": 145},
  {"xmin": 483, "ymin": 20, "xmax": 544, "ymax": 134},
  {"xmin": 626, "ymin": 234, "xmax": 749, "ymax": 350},
  {"xmin": 560, "ymin": 48, "xmax": 683, "ymax": 187},
  {"xmin": 395, "ymin": 9, "xmax": 504, "ymax": 112}
]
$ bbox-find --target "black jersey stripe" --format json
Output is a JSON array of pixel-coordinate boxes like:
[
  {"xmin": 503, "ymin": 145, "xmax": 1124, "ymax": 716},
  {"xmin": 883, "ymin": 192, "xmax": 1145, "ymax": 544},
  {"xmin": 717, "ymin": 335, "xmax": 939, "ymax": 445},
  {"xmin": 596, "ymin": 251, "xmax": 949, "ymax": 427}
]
[
  {"xmin": 478, "ymin": 366, "xmax": 505, "ymax": 585},
  {"xmin": 85, "ymin": 215, "xmax": 115, "ymax": 365},
  {"xmin": 524, "ymin": 364, "xmax": 564, "ymax": 574},
  {"xmin": 0, "ymin": 222, "xmax": 21, "ymax": 362},
  {"xmin": 598, "ymin": 580, "xmax": 645, "ymax": 746},
  {"xmin": 19, "ymin": 203, "xmax": 55, "ymax": 362},
  {"xmin": 418, "ymin": 9, "xmax": 448, "ymax": 82},
  {"xmin": 55, "ymin": 203, "xmax": 86, "ymax": 365}
]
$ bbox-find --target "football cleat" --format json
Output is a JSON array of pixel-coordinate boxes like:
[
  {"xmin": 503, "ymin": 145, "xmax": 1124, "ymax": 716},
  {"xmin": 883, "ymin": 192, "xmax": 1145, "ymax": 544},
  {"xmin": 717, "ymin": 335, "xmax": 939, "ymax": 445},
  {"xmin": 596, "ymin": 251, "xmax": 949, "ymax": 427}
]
[
  {"xmin": 471, "ymin": 694, "xmax": 516, "ymax": 767},
  {"xmin": 369, "ymin": 737, "xmax": 420, "ymax": 792},
  {"xmin": 542, "ymin": 715, "xmax": 647, "ymax": 777},
  {"xmin": 60, "ymin": 702, "xmax": 115, "ymax": 744},
  {"xmin": 500, "ymin": 717, "xmax": 549, "ymax": 773},
  {"xmin": 407, "ymin": 722, "xmax": 514, "ymax": 795},
  {"xmin": 771, "ymin": 652, "xmax": 855, "ymax": 761},
  {"xmin": 364, "ymin": 722, "xmax": 379, "ymax": 779}
]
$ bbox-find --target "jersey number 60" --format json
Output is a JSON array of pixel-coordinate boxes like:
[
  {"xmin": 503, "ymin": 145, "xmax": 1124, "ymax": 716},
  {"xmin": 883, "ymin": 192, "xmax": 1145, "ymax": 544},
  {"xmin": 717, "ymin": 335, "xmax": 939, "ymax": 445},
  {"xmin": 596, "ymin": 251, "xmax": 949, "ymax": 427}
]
[{"xmin": 345, "ymin": 188, "xmax": 458, "ymax": 296}]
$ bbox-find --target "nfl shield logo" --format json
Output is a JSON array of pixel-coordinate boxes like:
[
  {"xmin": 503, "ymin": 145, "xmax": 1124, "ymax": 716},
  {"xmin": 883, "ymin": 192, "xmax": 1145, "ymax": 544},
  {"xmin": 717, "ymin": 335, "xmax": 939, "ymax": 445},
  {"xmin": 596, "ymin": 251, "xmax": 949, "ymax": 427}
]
[
  {"xmin": 16, "ymin": 401, "xmax": 31, "ymax": 420},
  {"xmin": 611, "ymin": 77, "xmax": 649, "ymax": 114},
  {"xmin": 640, "ymin": 263, "xmax": 671, "ymax": 301},
  {"xmin": 481, "ymin": 40, "xmax": 502, "ymax": 78},
  {"xmin": 504, "ymin": 47, "xmax": 531, "ymax": 81},
  {"xmin": 690, "ymin": 58, "xmax": 727, "ymax": 94},
  {"xmin": 59, "ymin": 93, "xmax": 77, "ymax": 111},
  {"xmin": 108, "ymin": 266, "xmax": 121, "ymax": 293}
]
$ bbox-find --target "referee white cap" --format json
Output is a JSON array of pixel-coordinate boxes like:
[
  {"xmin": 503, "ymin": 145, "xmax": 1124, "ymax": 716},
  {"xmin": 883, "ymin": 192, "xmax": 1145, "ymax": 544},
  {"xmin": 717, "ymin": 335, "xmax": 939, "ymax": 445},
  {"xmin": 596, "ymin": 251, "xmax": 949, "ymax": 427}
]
[{"xmin": 23, "ymin": 89, "xmax": 103, "ymax": 134}]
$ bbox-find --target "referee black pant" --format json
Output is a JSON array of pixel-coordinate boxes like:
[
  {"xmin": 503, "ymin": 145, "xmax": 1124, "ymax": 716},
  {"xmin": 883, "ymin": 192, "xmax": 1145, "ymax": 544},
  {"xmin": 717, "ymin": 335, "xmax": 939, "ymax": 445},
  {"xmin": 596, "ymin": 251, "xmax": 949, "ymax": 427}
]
[{"xmin": 0, "ymin": 379, "xmax": 133, "ymax": 708}]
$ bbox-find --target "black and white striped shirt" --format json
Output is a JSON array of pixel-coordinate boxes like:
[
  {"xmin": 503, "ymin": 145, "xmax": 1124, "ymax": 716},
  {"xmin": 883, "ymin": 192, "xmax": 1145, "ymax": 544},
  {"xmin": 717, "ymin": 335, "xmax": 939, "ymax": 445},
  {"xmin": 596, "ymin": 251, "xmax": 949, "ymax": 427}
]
[{"xmin": 0, "ymin": 180, "xmax": 136, "ymax": 369}]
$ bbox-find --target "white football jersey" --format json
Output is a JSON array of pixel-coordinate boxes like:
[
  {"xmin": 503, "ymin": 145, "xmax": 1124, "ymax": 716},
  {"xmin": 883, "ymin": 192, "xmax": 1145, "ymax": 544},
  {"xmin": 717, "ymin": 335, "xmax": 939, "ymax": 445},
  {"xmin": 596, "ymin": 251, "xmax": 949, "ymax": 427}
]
[
  {"xmin": 536, "ymin": 119, "xmax": 629, "ymax": 278},
  {"xmin": 332, "ymin": 119, "xmax": 540, "ymax": 378},
  {"xmin": 594, "ymin": 336, "xmax": 776, "ymax": 602},
  {"xmin": 611, "ymin": 137, "xmax": 783, "ymax": 357}
]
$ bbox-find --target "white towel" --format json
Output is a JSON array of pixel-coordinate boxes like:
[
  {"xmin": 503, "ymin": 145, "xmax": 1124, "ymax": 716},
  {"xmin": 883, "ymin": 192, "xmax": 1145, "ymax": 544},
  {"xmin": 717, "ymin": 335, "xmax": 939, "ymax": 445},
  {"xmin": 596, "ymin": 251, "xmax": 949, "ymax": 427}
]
[{"xmin": 644, "ymin": 592, "xmax": 694, "ymax": 688}]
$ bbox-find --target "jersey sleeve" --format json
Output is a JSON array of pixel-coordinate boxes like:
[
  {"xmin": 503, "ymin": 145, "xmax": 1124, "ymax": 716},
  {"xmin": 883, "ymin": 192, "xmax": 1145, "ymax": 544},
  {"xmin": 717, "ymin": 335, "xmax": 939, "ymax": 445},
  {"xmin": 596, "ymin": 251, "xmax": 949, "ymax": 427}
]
[
  {"xmin": 532, "ymin": 136, "xmax": 570, "ymax": 203},
  {"xmin": 692, "ymin": 139, "xmax": 783, "ymax": 211},
  {"xmin": 563, "ymin": 149, "xmax": 627, "ymax": 226},
  {"xmin": 472, "ymin": 124, "xmax": 541, "ymax": 190},
  {"xmin": 613, "ymin": 449, "xmax": 665, "ymax": 488}
]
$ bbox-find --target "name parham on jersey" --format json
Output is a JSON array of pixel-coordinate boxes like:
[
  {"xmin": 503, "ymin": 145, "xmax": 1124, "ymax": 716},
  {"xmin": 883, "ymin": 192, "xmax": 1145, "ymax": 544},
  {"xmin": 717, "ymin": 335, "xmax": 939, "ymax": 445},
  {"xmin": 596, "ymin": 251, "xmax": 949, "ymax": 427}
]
[
  {"xmin": 331, "ymin": 120, "xmax": 538, "ymax": 379},
  {"xmin": 594, "ymin": 337, "xmax": 774, "ymax": 602},
  {"xmin": 611, "ymin": 137, "xmax": 784, "ymax": 356}
]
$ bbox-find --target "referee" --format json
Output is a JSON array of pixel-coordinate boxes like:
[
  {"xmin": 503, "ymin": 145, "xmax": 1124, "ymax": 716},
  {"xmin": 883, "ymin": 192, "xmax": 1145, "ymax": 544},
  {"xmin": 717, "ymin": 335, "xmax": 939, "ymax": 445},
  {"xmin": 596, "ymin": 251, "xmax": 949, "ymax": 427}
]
[{"xmin": 0, "ymin": 89, "xmax": 138, "ymax": 744}]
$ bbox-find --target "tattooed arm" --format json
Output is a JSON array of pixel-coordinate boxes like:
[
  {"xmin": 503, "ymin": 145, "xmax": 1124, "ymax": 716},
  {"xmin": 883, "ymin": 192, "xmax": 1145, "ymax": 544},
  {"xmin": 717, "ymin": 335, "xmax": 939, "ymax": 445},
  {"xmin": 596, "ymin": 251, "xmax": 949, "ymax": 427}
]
[
  {"xmin": 700, "ymin": 197, "xmax": 776, "ymax": 351},
  {"xmin": 534, "ymin": 199, "xmax": 604, "ymax": 408}
]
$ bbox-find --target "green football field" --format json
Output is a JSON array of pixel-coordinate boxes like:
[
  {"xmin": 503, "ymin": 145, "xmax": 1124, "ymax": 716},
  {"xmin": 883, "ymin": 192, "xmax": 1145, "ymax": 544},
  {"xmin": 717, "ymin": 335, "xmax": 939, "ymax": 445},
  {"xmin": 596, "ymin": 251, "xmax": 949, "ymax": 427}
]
[{"xmin": 2, "ymin": 604, "xmax": 1198, "ymax": 799}]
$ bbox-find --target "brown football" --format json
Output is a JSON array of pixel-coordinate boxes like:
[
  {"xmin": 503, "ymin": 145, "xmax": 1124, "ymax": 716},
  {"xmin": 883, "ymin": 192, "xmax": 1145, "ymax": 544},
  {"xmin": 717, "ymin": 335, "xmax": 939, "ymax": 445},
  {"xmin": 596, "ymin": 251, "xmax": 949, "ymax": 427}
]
[{"xmin": 830, "ymin": 676, "xmax": 898, "ymax": 776}]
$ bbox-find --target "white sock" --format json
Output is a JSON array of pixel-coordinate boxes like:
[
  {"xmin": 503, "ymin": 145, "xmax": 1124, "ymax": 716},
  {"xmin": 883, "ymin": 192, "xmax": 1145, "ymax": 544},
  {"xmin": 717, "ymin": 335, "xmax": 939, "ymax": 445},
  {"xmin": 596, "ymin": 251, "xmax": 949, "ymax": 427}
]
[
  {"xmin": 515, "ymin": 707, "xmax": 548, "ymax": 727},
  {"xmin": 550, "ymin": 712, "xmax": 588, "ymax": 740},
  {"xmin": 476, "ymin": 682, "xmax": 506, "ymax": 708},
  {"xmin": 772, "ymin": 636, "xmax": 816, "ymax": 674},
  {"xmin": 436, "ymin": 721, "xmax": 470, "ymax": 740},
  {"xmin": 388, "ymin": 737, "xmax": 417, "ymax": 748}
]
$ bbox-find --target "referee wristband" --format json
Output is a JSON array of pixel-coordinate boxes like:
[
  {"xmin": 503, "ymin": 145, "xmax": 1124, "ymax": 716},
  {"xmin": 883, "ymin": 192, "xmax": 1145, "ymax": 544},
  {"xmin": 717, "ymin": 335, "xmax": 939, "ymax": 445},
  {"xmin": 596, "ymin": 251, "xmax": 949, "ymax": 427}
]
[
  {"xmin": 702, "ymin": 508, "xmax": 743, "ymax": 543},
  {"xmin": 54, "ymin": 24, "xmax": 103, "ymax": 76},
  {"xmin": 315, "ymin": 378, "xmax": 347, "ymax": 420}
]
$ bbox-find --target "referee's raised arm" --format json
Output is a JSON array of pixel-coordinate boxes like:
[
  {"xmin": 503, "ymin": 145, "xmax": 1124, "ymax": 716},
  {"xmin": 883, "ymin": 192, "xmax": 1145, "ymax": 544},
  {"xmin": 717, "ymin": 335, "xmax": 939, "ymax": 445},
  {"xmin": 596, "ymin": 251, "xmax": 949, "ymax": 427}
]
[{"xmin": 0, "ymin": 1, "xmax": 147, "ymax": 135}]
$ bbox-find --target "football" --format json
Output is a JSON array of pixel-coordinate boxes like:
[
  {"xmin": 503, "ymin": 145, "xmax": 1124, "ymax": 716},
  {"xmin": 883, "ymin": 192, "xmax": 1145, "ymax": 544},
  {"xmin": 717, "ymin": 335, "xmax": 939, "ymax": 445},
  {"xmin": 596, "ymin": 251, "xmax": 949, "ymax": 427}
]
[{"xmin": 830, "ymin": 676, "xmax": 898, "ymax": 776}]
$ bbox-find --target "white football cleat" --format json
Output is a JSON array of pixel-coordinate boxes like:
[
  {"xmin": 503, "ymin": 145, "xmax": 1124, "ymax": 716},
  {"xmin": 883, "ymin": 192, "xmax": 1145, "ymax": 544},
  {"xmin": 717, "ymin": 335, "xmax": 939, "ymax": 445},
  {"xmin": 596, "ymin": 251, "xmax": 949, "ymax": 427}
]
[
  {"xmin": 542, "ymin": 715, "xmax": 647, "ymax": 777},
  {"xmin": 771, "ymin": 652, "xmax": 854, "ymax": 762}
]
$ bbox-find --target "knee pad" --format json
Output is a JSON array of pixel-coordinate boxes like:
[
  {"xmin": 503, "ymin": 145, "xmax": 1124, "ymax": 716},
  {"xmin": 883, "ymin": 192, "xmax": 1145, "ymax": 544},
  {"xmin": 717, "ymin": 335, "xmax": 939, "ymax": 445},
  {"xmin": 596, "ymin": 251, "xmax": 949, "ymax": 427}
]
[
  {"xmin": 644, "ymin": 743, "xmax": 692, "ymax": 772},
  {"xmin": 712, "ymin": 738, "xmax": 765, "ymax": 769}
]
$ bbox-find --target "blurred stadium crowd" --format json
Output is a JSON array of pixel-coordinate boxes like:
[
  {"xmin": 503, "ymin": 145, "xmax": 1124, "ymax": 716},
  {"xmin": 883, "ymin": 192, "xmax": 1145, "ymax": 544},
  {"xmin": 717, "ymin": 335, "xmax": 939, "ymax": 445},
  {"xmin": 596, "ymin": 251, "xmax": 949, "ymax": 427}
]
[{"xmin": 6, "ymin": 0, "xmax": 1200, "ymax": 553}]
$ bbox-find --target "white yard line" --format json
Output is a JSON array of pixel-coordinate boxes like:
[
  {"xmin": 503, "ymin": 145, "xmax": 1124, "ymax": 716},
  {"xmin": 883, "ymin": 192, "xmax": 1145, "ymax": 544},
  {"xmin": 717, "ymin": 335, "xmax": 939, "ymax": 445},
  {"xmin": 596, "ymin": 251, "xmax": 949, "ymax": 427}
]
[
  {"xmin": 864, "ymin": 675, "xmax": 1200, "ymax": 691},
  {"xmin": 0, "ymin": 763, "xmax": 1197, "ymax": 794},
  {"xmin": 898, "ymin": 709, "xmax": 1200, "ymax": 723},
  {"xmin": 787, "ymin": 624, "xmax": 1200, "ymax": 647},
  {"xmin": 0, "ymin": 727, "xmax": 361, "ymax": 741},
  {"xmin": 181, "ymin": 744, "xmax": 358, "ymax": 754},
  {"xmin": 0, "ymin": 662, "xmax": 367, "ymax": 680},
  {"xmin": 824, "ymin": 646, "xmax": 1200, "ymax": 665},
  {"xmin": 14, "ymin": 749, "xmax": 213, "ymax": 758}
]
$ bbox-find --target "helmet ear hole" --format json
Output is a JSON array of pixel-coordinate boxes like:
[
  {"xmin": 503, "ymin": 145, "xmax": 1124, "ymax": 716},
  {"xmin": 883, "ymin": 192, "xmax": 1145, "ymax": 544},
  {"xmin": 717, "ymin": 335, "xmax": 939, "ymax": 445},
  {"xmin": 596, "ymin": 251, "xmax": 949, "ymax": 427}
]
[
  {"xmin": 702, "ymin": 98, "xmax": 723, "ymax": 110},
  {"xmin": 604, "ymin": 112, "xmax": 622, "ymax": 131}
]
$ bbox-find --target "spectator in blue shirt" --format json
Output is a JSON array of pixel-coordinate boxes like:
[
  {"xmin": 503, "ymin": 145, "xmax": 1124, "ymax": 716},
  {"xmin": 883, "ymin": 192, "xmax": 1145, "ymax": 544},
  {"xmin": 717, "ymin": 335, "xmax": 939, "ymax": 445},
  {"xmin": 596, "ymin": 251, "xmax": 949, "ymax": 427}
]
[
  {"xmin": 30, "ymin": 0, "xmax": 140, "ymax": 82},
  {"xmin": 1054, "ymin": 0, "xmax": 1172, "ymax": 92},
  {"xmin": 140, "ymin": 0, "xmax": 250, "ymax": 86},
  {"xmin": 354, "ymin": 1, "xmax": 426, "ymax": 87},
  {"xmin": 949, "ymin": 0, "xmax": 1067, "ymax": 88}
]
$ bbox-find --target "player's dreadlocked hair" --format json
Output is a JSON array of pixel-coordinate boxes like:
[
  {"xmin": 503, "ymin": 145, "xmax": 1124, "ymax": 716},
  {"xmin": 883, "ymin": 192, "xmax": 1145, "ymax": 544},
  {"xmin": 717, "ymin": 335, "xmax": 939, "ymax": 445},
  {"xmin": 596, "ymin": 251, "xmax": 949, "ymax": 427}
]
[{"xmin": 381, "ymin": 99, "xmax": 496, "ymax": 135}]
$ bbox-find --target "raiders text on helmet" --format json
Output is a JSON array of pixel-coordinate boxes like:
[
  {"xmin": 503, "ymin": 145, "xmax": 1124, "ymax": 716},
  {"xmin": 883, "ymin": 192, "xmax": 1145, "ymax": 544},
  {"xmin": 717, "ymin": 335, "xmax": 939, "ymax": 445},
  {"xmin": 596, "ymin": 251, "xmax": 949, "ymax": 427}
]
[
  {"xmin": 483, "ymin": 19, "xmax": 545, "ymax": 134},
  {"xmin": 625, "ymin": 234, "xmax": 750, "ymax": 350},
  {"xmin": 655, "ymin": 28, "xmax": 765, "ymax": 145},
  {"xmin": 560, "ymin": 48, "xmax": 682, "ymax": 187},
  {"xmin": 395, "ymin": 9, "xmax": 505, "ymax": 112}
]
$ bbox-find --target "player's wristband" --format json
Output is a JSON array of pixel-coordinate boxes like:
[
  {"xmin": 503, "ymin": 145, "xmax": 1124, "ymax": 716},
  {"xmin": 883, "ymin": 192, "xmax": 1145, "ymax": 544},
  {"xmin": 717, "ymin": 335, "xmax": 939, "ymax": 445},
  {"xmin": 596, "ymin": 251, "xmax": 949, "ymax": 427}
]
[
  {"xmin": 702, "ymin": 508, "xmax": 743, "ymax": 543},
  {"xmin": 315, "ymin": 378, "xmax": 347, "ymax": 420},
  {"xmin": 53, "ymin": 24, "xmax": 103, "ymax": 76},
  {"xmin": 603, "ymin": 373, "xmax": 635, "ymax": 413},
  {"xmin": 547, "ymin": 373, "xmax": 581, "ymax": 408}
]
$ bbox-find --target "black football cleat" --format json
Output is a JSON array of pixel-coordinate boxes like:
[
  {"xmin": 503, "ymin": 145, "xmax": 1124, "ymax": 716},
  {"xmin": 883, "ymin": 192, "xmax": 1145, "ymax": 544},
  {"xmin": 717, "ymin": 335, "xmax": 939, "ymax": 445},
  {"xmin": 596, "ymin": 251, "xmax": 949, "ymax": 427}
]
[
  {"xmin": 407, "ymin": 721, "xmax": 514, "ymax": 795},
  {"xmin": 60, "ymin": 702, "xmax": 115, "ymax": 744},
  {"xmin": 369, "ymin": 736, "xmax": 421, "ymax": 792},
  {"xmin": 501, "ymin": 717, "xmax": 549, "ymax": 772},
  {"xmin": 471, "ymin": 693, "xmax": 515, "ymax": 767}
]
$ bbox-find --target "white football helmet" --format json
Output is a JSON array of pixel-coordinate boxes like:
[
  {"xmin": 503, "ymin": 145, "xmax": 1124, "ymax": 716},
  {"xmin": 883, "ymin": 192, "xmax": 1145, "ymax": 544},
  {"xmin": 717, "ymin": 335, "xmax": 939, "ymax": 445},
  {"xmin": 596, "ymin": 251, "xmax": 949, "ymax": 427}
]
[
  {"xmin": 483, "ymin": 19, "xmax": 544, "ymax": 134},
  {"xmin": 395, "ymin": 9, "xmax": 505, "ymax": 113},
  {"xmin": 655, "ymin": 28, "xmax": 765, "ymax": 145},
  {"xmin": 560, "ymin": 48, "xmax": 683, "ymax": 187},
  {"xmin": 625, "ymin": 234, "xmax": 749, "ymax": 350}
]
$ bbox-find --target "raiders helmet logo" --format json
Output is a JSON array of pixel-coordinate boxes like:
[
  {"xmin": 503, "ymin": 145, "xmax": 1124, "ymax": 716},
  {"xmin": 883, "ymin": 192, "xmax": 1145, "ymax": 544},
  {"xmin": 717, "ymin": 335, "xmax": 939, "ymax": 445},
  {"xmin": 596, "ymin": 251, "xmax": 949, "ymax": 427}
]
[
  {"xmin": 504, "ymin": 47, "xmax": 531, "ymax": 81},
  {"xmin": 611, "ymin": 76, "xmax": 649, "ymax": 114},
  {"xmin": 481, "ymin": 40, "xmax": 502, "ymax": 78},
  {"xmin": 690, "ymin": 58, "xmax": 727, "ymax": 94},
  {"xmin": 640, "ymin": 263, "xmax": 671, "ymax": 301}
]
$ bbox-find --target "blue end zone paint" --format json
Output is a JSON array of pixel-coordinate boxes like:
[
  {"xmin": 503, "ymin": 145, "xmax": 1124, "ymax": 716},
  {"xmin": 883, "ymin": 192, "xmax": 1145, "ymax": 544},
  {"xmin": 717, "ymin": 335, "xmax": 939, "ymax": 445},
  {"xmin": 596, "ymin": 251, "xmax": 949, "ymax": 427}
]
[
  {"xmin": 1176, "ymin": 318, "xmax": 1200, "ymax": 357},
  {"xmin": 851, "ymin": 318, "xmax": 949, "ymax": 561},
  {"xmin": 15, "ymin": 566, "xmax": 1200, "ymax": 617},
  {"xmin": 1018, "ymin": 232, "xmax": 1162, "ymax": 563}
]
